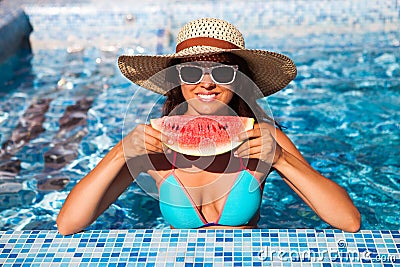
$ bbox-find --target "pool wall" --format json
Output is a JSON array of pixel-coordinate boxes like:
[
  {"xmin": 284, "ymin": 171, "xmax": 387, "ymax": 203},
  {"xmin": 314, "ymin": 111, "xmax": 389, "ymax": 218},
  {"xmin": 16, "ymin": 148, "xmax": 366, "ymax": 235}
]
[
  {"xmin": 0, "ymin": 1, "xmax": 32, "ymax": 63},
  {"xmin": 2, "ymin": 0, "xmax": 398, "ymax": 53},
  {"xmin": 0, "ymin": 0, "xmax": 399, "ymax": 266},
  {"xmin": 1, "ymin": 229, "xmax": 399, "ymax": 266},
  {"xmin": 23, "ymin": 0, "xmax": 399, "ymax": 52}
]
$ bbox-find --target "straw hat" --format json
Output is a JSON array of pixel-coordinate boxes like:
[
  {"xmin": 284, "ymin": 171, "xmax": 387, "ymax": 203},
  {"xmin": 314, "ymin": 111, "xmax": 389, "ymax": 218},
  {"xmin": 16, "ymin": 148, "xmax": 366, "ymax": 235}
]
[{"xmin": 118, "ymin": 18, "xmax": 297, "ymax": 96}]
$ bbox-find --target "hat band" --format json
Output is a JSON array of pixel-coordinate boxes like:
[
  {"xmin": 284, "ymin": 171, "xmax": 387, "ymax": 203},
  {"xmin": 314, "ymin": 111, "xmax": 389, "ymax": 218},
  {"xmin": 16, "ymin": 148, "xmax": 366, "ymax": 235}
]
[{"xmin": 176, "ymin": 37, "xmax": 241, "ymax": 53}]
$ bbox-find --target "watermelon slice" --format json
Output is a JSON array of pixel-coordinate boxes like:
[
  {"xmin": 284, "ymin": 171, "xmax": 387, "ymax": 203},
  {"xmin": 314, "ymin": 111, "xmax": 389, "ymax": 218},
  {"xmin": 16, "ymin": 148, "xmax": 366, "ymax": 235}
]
[{"xmin": 150, "ymin": 115, "xmax": 254, "ymax": 156}]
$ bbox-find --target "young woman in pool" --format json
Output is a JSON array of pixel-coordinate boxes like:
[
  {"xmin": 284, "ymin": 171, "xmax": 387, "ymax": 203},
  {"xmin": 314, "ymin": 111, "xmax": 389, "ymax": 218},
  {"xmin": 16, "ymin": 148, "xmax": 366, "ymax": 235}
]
[{"xmin": 57, "ymin": 18, "xmax": 361, "ymax": 235}]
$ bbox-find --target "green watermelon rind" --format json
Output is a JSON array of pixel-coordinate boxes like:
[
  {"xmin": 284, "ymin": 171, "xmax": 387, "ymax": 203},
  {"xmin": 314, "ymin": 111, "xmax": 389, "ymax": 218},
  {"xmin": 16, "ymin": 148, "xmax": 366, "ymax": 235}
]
[{"xmin": 150, "ymin": 115, "xmax": 254, "ymax": 156}]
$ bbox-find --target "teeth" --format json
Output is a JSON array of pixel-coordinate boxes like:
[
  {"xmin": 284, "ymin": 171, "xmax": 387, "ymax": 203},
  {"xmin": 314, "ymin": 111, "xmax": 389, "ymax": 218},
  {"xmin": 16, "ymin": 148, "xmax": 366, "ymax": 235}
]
[{"xmin": 197, "ymin": 94, "xmax": 216, "ymax": 99}]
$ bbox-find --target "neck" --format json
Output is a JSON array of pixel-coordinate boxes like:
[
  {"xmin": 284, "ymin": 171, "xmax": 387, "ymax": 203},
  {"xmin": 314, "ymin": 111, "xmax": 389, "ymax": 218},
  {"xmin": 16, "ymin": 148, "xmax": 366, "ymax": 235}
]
[{"xmin": 174, "ymin": 152, "xmax": 233, "ymax": 172}]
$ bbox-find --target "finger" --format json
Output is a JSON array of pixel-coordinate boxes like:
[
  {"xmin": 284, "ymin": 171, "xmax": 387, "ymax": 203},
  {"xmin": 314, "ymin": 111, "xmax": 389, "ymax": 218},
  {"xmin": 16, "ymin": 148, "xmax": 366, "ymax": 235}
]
[
  {"xmin": 145, "ymin": 142, "xmax": 165, "ymax": 154},
  {"xmin": 145, "ymin": 124, "xmax": 175, "ymax": 146},
  {"xmin": 238, "ymin": 122, "xmax": 276, "ymax": 140},
  {"xmin": 235, "ymin": 141, "xmax": 249, "ymax": 155},
  {"xmin": 236, "ymin": 138, "xmax": 276, "ymax": 158},
  {"xmin": 236, "ymin": 138, "xmax": 262, "ymax": 155},
  {"xmin": 146, "ymin": 137, "xmax": 174, "ymax": 155},
  {"xmin": 237, "ymin": 149, "xmax": 260, "ymax": 158},
  {"xmin": 127, "ymin": 128, "xmax": 163, "ymax": 153},
  {"xmin": 144, "ymin": 133, "xmax": 164, "ymax": 149},
  {"xmin": 238, "ymin": 147, "xmax": 274, "ymax": 160},
  {"xmin": 144, "ymin": 124, "xmax": 163, "ymax": 140},
  {"xmin": 237, "ymin": 127, "xmax": 262, "ymax": 141},
  {"xmin": 239, "ymin": 151, "xmax": 262, "ymax": 158},
  {"xmin": 236, "ymin": 144, "xmax": 262, "ymax": 158}
]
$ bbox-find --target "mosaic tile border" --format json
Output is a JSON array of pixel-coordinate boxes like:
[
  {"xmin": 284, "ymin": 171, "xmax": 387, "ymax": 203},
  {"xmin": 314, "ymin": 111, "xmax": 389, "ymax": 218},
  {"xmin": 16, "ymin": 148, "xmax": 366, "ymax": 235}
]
[{"xmin": 0, "ymin": 229, "xmax": 399, "ymax": 266}]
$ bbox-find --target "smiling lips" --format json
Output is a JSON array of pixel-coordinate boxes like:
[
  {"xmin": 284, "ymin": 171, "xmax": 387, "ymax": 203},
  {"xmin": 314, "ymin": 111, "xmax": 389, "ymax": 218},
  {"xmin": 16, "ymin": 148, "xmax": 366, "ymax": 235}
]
[{"xmin": 196, "ymin": 92, "xmax": 220, "ymax": 101}]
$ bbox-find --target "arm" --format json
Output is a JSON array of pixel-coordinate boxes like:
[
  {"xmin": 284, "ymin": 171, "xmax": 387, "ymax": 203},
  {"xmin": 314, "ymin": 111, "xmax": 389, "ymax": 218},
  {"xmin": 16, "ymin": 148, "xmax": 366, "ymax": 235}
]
[
  {"xmin": 236, "ymin": 123, "xmax": 361, "ymax": 232},
  {"xmin": 273, "ymin": 128, "xmax": 360, "ymax": 232},
  {"xmin": 57, "ymin": 124, "xmax": 164, "ymax": 235},
  {"xmin": 56, "ymin": 141, "xmax": 133, "ymax": 235}
]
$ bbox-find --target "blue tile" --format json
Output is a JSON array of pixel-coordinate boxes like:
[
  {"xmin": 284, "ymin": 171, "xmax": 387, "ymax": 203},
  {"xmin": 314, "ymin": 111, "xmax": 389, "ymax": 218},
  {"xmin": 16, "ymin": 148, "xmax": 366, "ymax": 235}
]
[
  {"xmin": 176, "ymin": 257, "xmax": 185, "ymax": 262},
  {"xmin": 0, "ymin": 229, "xmax": 398, "ymax": 265}
]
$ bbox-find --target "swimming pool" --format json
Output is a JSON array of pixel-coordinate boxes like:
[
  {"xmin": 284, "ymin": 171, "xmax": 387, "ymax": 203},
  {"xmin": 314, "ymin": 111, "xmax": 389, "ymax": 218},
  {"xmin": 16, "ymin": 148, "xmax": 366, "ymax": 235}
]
[{"xmin": 0, "ymin": 0, "xmax": 399, "ymax": 234}]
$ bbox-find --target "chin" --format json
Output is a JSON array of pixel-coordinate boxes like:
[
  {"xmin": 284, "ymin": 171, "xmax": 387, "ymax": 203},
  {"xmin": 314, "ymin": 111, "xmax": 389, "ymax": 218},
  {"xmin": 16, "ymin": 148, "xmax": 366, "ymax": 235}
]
[
  {"xmin": 193, "ymin": 107, "xmax": 229, "ymax": 115},
  {"xmin": 188, "ymin": 101, "xmax": 232, "ymax": 116}
]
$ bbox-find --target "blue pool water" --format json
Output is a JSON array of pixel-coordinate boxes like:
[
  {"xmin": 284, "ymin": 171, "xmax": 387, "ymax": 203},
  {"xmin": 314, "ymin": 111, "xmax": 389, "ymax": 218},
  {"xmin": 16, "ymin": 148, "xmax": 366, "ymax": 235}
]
[{"xmin": 0, "ymin": 1, "xmax": 399, "ymax": 232}]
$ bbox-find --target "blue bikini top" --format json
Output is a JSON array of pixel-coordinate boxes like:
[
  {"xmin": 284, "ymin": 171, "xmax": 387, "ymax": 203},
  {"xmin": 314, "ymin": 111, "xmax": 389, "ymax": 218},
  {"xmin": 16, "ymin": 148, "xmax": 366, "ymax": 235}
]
[{"xmin": 158, "ymin": 153, "xmax": 262, "ymax": 228}]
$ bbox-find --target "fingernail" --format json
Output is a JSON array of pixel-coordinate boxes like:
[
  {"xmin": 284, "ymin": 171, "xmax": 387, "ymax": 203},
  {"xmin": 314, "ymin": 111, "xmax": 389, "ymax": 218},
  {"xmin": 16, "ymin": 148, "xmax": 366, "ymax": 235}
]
[
  {"xmin": 233, "ymin": 136, "xmax": 239, "ymax": 142},
  {"xmin": 234, "ymin": 151, "xmax": 238, "ymax": 157},
  {"xmin": 167, "ymin": 139, "xmax": 173, "ymax": 145}
]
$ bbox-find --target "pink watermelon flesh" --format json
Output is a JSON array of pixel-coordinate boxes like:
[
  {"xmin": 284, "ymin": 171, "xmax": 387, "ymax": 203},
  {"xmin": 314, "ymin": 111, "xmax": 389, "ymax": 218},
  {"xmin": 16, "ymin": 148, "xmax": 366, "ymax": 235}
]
[{"xmin": 150, "ymin": 115, "xmax": 254, "ymax": 156}]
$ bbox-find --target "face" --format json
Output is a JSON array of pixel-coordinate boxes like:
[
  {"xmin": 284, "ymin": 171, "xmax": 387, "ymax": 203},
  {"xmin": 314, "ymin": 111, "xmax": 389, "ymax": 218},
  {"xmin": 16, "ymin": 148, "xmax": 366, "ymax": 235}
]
[{"xmin": 178, "ymin": 61, "xmax": 237, "ymax": 115}]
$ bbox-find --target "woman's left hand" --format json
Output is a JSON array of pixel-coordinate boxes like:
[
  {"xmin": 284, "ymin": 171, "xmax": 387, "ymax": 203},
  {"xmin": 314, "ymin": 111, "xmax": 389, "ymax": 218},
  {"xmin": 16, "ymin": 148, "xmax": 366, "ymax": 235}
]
[{"xmin": 235, "ymin": 122, "xmax": 282, "ymax": 165}]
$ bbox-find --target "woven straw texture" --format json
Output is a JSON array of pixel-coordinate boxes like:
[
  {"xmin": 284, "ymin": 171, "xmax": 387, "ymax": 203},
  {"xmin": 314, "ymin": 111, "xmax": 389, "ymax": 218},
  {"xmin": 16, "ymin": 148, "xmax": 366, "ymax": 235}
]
[
  {"xmin": 176, "ymin": 18, "xmax": 245, "ymax": 49},
  {"xmin": 118, "ymin": 18, "xmax": 297, "ymax": 96}
]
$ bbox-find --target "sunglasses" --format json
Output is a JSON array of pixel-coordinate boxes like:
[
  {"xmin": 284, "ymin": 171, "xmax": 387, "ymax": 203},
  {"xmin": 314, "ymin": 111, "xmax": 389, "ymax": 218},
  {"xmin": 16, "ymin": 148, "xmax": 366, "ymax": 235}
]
[{"xmin": 176, "ymin": 64, "xmax": 238, "ymax": 85}]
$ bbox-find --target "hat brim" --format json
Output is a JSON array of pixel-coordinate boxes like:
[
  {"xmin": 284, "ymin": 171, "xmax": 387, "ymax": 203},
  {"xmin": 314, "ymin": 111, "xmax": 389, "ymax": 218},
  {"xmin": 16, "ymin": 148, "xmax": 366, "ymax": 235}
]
[{"xmin": 117, "ymin": 46, "xmax": 297, "ymax": 97}]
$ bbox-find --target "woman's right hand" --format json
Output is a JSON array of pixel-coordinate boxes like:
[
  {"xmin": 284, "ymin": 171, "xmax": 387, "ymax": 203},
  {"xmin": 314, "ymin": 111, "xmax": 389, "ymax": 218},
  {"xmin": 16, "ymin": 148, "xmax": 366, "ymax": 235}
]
[{"xmin": 122, "ymin": 124, "xmax": 167, "ymax": 159}]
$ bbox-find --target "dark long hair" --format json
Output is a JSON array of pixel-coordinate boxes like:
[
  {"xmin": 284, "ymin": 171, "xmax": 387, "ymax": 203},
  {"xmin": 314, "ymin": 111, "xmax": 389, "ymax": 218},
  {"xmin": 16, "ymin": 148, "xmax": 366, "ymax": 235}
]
[{"xmin": 162, "ymin": 53, "xmax": 278, "ymax": 126}]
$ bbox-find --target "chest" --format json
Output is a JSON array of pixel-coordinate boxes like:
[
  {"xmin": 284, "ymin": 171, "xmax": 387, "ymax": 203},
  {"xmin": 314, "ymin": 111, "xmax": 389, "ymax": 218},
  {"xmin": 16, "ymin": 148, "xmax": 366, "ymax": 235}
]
[
  {"xmin": 154, "ymin": 169, "xmax": 241, "ymax": 204},
  {"xmin": 153, "ymin": 168, "xmax": 263, "ymax": 227}
]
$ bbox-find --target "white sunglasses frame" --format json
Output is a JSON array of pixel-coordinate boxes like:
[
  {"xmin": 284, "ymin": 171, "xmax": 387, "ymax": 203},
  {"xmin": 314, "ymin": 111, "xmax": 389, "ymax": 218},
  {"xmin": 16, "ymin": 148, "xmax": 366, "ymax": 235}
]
[{"xmin": 175, "ymin": 64, "xmax": 239, "ymax": 85}]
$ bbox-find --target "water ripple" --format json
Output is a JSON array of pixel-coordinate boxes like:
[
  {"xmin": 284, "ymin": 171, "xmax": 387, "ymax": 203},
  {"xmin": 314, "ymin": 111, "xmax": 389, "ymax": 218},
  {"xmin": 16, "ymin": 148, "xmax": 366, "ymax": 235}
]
[{"xmin": 1, "ymin": 44, "xmax": 399, "ymax": 230}]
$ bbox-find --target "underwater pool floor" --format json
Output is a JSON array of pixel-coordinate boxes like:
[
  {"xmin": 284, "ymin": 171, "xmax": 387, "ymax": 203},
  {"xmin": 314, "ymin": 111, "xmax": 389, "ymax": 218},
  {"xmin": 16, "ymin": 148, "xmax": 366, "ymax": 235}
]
[
  {"xmin": 0, "ymin": 229, "xmax": 399, "ymax": 266},
  {"xmin": 0, "ymin": 0, "xmax": 399, "ymax": 266}
]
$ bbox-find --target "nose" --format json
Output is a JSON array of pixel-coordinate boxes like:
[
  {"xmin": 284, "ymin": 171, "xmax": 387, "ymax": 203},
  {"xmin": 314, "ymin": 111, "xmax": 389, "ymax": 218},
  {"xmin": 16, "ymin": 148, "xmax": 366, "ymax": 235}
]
[{"xmin": 200, "ymin": 73, "xmax": 215, "ymax": 89}]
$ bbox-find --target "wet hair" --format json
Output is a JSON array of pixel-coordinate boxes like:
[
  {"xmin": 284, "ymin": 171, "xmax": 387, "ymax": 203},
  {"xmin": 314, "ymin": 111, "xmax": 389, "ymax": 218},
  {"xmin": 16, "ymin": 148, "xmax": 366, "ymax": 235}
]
[{"xmin": 162, "ymin": 53, "xmax": 279, "ymax": 127}]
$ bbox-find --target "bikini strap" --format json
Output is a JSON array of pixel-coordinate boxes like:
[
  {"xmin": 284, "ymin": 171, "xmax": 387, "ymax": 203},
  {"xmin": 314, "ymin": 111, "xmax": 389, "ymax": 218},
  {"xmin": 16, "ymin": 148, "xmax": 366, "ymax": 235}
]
[
  {"xmin": 239, "ymin": 157, "xmax": 247, "ymax": 171},
  {"xmin": 239, "ymin": 157, "xmax": 260, "ymax": 186},
  {"xmin": 171, "ymin": 151, "xmax": 177, "ymax": 170}
]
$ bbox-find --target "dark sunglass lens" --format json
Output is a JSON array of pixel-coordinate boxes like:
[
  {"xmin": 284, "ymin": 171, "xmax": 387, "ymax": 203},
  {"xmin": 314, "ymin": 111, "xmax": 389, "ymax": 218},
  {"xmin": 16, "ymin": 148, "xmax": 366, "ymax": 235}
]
[
  {"xmin": 180, "ymin": 66, "xmax": 203, "ymax": 83},
  {"xmin": 212, "ymin": 67, "xmax": 235, "ymax": 83}
]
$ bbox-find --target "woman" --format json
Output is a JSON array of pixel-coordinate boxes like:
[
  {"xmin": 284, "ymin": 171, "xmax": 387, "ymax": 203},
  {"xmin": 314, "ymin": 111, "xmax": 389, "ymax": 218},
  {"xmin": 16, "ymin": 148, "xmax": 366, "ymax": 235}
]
[{"xmin": 57, "ymin": 18, "xmax": 361, "ymax": 235}]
